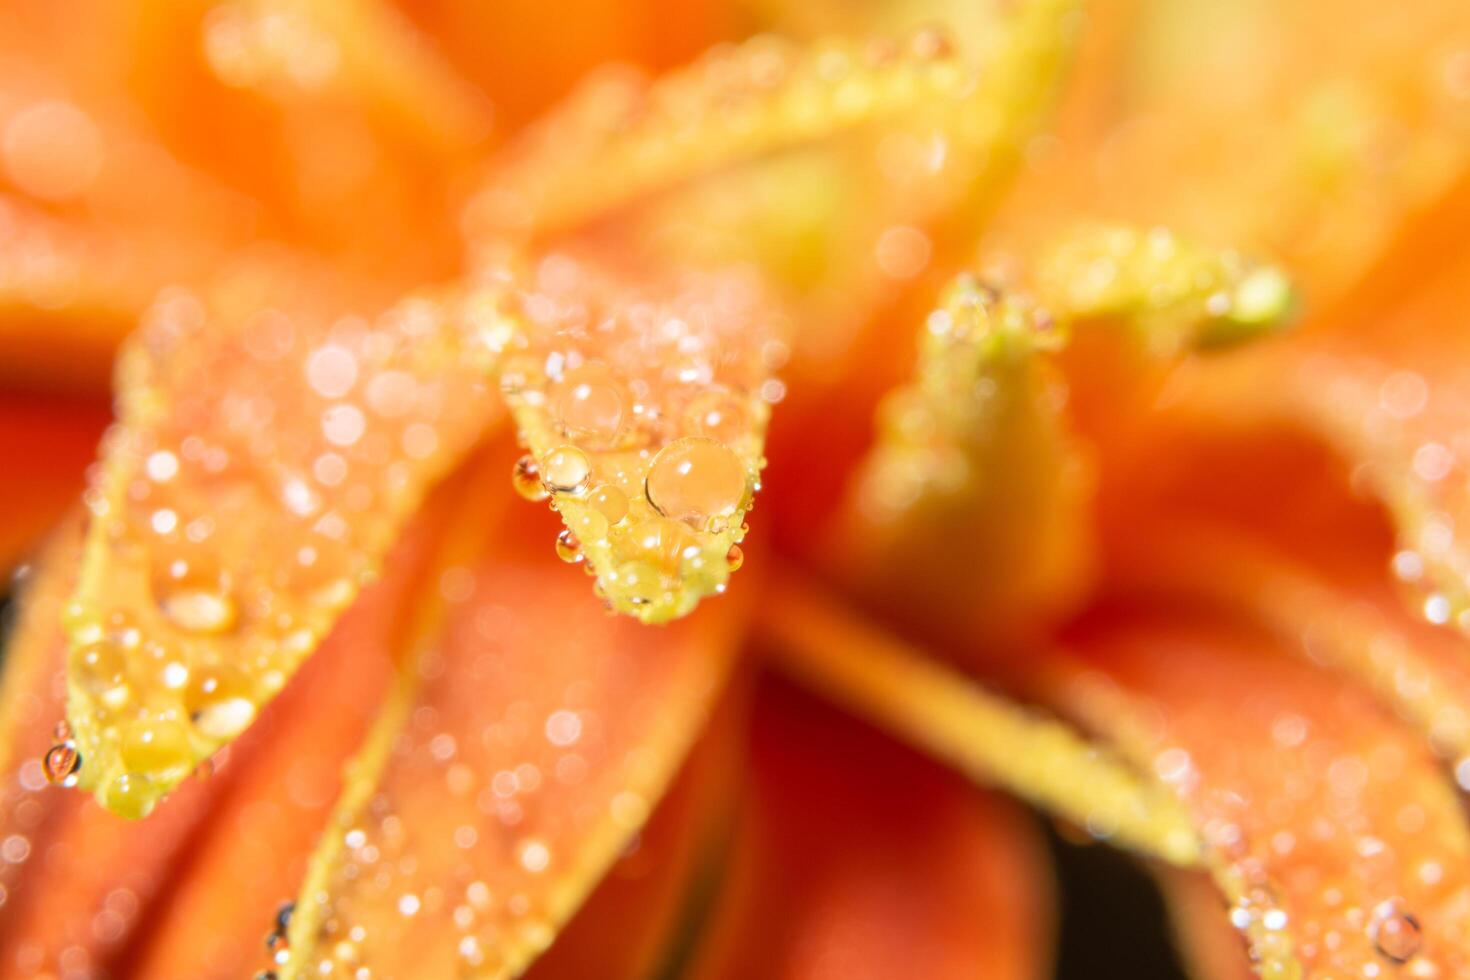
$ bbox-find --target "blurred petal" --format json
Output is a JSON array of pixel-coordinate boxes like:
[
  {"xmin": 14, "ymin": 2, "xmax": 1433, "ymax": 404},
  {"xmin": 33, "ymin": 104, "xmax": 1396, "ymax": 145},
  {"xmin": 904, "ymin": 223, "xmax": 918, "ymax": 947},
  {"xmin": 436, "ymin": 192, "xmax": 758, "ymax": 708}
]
[
  {"xmin": 760, "ymin": 568, "xmax": 1200, "ymax": 865},
  {"xmin": 0, "ymin": 196, "xmax": 228, "ymax": 388},
  {"xmin": 685, "ymin": 679, "xmax": 1051, "ymax": 980},
  {"xmin": 833, "ymin": 236, "xmax": 1292, "ymax": 646},
  {"xmin": 115, "ymin": 520, "xmax": 438, "ymax": 978},
  {"xmin": 0, "ymin": 392, "xmax": 105, "ymax": 574},
  {"xmin": 991, "ymin": 0, "xmax": 1470, "ymax": 307},
  {"xmin": 464, "ymin": 32, "xmax": 981, "ymax": 245},
  {"xmin": 526, "ymin": 689, "xmax": 744, "ymax": 980},
  {"xmin": 65, "ymin": 262, "xmax": 502, "ymax": 815},
  {"xmin": 1158, "ymin": 869, "xmax": 1256, "ymax": 980},
  {"xmin": 491, "ymin": 249, "xmax": 780, "ymax": 622},
  {"xmin": 192, "ymin": 0, "xmax": 493, "ymax": 152},
  {"xmin": 1049, "ymin": 613, "xmax": 1470, "ymax": 977},
  {"xmin": 281, "ymin": 547, "xmax": 739, "ymax": 978}
]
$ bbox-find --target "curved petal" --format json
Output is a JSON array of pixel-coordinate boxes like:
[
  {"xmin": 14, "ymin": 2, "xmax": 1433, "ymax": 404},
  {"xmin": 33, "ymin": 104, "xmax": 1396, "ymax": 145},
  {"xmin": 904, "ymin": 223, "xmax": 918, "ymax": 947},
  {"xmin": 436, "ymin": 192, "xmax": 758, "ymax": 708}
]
[
  {"xmin": 111, "ymin": 519, "xmax": 437, "ymax": 978},
  {"xmin": 64, "ymin": 262, "xmax": 502, "ymax": 815},
  {"xmin": 490, "ymin": 248, "xmax": 780, "ymax": 622},
  {"xmin": 0, "ymin": 522, "xmax": 220, "ymax": 975},
  {"xmin": 279, "ymin": 543, "xmax": 740, "ymax": 979},
  {"xmin": 1046, "ymin": 612, "xmax": 1470, "ymax": 977},
  {"xmin": 684, "ymin": 679, "xmax": 1052, "ymax": 980},
  {"xmin": 989, "ymin": 0, "xmax": 1470, "ymax": 307},
  {"xmin": 1157, "ymin": 869, "xmax": 1256, "ymax": 980},
  {"xmin": 525, "ymin": 691, "xmax": 743, "ymax": 980},
  {"xmin": 0, "ymin": 514, "xmax": 431, "ymax": 976},
  {"xmin": 830, "ymin": 237, "xmax": 1293, "ymax": 648}
]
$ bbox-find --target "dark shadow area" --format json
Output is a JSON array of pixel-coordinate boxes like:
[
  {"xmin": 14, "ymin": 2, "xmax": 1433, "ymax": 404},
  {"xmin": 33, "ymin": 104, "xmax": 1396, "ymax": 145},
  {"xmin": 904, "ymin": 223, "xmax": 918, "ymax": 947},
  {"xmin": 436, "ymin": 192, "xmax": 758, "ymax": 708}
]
[{"xmin": 1048, "ymin": 824, "xmax": 1190, "ymax": 980}]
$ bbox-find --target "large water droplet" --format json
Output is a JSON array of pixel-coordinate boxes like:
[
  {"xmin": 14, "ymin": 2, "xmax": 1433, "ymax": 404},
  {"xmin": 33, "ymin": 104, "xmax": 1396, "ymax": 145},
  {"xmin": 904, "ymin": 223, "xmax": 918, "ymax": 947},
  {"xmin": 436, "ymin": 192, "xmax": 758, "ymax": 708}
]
[
  {"xmin": 645, "ymin": 437, "xmax": 747, "ymax": 528},
  {"xmin": 540, "ymin": 445, "xmax": 592, "ymax": 495},
  {"xmin": 1370, "ymin": 897, "xmax": 1423, "ymax": 964}
]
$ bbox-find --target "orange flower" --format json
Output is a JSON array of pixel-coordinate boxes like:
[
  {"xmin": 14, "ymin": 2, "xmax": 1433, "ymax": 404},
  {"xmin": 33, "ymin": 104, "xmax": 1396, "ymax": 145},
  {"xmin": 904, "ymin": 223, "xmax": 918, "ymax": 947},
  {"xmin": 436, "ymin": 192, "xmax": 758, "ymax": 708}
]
[{"xmin": 2, "ymin": 1, "xmax": 1470, "ymax": 978}]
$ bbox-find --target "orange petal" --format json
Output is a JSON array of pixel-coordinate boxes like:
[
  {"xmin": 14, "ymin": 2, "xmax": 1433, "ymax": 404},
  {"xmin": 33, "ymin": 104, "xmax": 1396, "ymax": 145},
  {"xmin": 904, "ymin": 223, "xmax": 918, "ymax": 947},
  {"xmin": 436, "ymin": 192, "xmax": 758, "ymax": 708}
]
[
  {"xmin": 684, "ymin": 679, "xmax": 1051, "ymax": 980},
  {"xmin": 490, "ymin": 247, "xmax": 781, "ymax": 622},
  {"xmin": 0, "ymin": 522, "xmax": 221, "ymax": 977},
  {"xmin": 831, "ymin": 238, "xmax": 1292, "ymax": 649},
  {"xmin": 113, "ymin": 517, "xmax": 439, "ymax": 979},
  {"xmin": 1046, "ymin": 612, "xmax": 1470, "ymax": 977},
  {"xmin": 759, "ymin": 566, "xmax": 1199, "ymax": 865},
  {"xmin": 280, "ymin": 543, "xmax": 739, "ymax": 978},
  {"xmin": 64, "ymin": 263, "xmax": 503, "ymax": 815},
  {"xmin": 1158, "ymin": 869, "xmax": 1257, "ymax": 980},
  {"xmin": 0, "ymin": 392, "xmax": 106, "ymax": 575},
  {"xmin": 830, "ymin": 274, "xmax": 1091, "ymax": 646},
  {"xmin": 193, "ymin": 0, "xmax": 492, "ymax": 153},
  {"xmin": 0, "ymin": 195, "xmax": 228, "ymax": 389},
  {"xmin": 1251, "ymin": 247, "xmax": 1470, "ymax": 635},
  {"xmin": 464, "ymin": 31, "xmax": 987, "ymax": 246},
  {"xmin": 989, "ymin": 1, "xmax": 1470, "ymax": 307},
  {"xmin": 525, "ymin": 689, "xmax": 744, "ymax": 980}
]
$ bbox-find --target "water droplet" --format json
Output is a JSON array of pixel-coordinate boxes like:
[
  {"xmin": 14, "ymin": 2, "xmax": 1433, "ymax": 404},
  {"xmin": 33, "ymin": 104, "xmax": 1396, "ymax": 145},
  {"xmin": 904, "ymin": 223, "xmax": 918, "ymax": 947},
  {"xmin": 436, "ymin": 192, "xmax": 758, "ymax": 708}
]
[
  {"xmin": 266, "ymin": 901, "xmax": 294, "ymax": 951},
  {"xmin": 555, "ymin": 530, "xmax": 583, "ymax": 564},
  {"xmin": 725, "ymin": 543, "xmax": 744, "ymax": 572},
  {"xmin": 688, "ymin": 393, "xmax": 750, "ymax": 448},
  {"xmin": 553, "ymin": 366, "xmax": 626, "ymax": 445},
  {"xmin": 587, "ymin": 484, "xmax": 628, "ymax": 525},
  {"xmin": 186, "ymin": 667, "xmax": 258, "ymax": 739},
  {"xmin": 159, "ymin": 585, "xmax": 239, "ymax": 634},
  {"xmin": 630, "ymin": 518, "xmax": 694, "ymax": 570},
  {"xmin": 43, "ymin": 742, "xmax": 80, "ymax": 786},
  {"xmin": 104, "ymin": 772, "xmax": 155, "ymax": 820},
  {"xmin": 645, "ymin": 437, "xmax": 747, "ymax": 527},
  {"xmin": 512, "ymin": 455, "xmax": 549, "ymax": 502},
  {"xmin": 540, "ymin": 445, "xmax": 592, "ymax": 495},
  {"xmin": 1370, "ymin": 898, "xmax": 1422, "ymax": 964}
]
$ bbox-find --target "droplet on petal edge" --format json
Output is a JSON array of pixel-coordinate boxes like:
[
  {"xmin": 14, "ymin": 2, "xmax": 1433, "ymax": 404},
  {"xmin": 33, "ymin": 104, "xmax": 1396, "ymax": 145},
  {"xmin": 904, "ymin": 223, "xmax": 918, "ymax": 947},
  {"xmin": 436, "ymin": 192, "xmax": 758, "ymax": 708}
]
[
  {"xmin": 63, "ymin": 266, "xmax": 502, "ymax": 814},
  {"xmin": 488, "ymin": 251, "xmax": 778, "ymax": 623}
]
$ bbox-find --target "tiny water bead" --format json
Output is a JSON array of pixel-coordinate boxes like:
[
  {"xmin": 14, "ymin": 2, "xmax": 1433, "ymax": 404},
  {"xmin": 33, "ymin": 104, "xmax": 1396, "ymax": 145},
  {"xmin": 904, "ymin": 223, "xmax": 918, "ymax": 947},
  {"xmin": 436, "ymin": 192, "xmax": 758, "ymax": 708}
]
[
  {"xmin": 539, "ymin": 445, "xmax": 593, "ymax": 495},
  {"xmin": 725, "ymin": 543, "xmax": 744, "ymax": 572},
  {"xmin": 645, "ymin": 437, "xmax": 747, "ymax": 528},
  {"xmin": 1369, "ymin": 898, "xmax": 1423, "ymax": 964},
  {"xmin": 554, "ymin": 529, "xmax": 583, "ymax": 564},
  {"xmin": 512, "ymin": 454, "xmax": 549, "ymax": 501}
]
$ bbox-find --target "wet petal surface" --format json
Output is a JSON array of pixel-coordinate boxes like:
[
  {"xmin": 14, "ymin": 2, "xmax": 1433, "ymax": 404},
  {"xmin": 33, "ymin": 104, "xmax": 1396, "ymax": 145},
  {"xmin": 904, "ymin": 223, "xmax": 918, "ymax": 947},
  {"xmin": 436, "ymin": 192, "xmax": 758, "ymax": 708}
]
[
  {"xmin": 491, "ymin": 248, "xmax": 782, "ymax": 622},
  {"xmin": 1049, "ymin": 612, "xmax": 1470, "ymax": 978},
  {"xmin": 65, "ymin": 262, "xmax": 502, "ymax": 815},
  {"xmin": 281, "ymin": 549, "xmax": 738, "ymax": 978}
]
